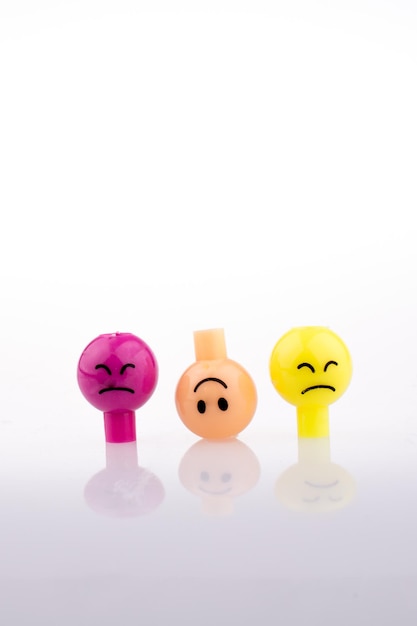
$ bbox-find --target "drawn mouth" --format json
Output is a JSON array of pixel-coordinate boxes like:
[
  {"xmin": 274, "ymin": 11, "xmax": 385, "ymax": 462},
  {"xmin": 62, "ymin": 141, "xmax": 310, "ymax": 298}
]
[
  {"xmin": 305, "ymin": 480, "xmax": 339, "ymax": 489},
  {"xmin": 199, "ymin": 486, "xmax": 233, "ymax": 495},
  {"xmin": 99, "ymin": 387, "xmax": 135, "ymax": 394},
  {"xmin": 301, "ymin": 384, "xmax": 335, "ymax": 395}
]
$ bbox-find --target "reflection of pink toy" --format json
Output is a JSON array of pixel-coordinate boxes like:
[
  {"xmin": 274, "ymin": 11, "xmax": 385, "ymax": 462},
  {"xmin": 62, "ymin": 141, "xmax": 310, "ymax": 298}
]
[
  {"xmin": 84, "ymin": 442, "xmax": 165, "ymax": 518},
  {"xmin": 77, "ymin": 333, "xmax": 158, "ymax": 443}
]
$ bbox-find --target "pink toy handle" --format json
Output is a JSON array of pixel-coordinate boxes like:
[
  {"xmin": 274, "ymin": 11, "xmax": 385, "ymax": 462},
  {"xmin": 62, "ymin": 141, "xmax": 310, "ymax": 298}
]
[{"xmin": 104, "ymin": 410, "xmax": 136, "ymax": 443}]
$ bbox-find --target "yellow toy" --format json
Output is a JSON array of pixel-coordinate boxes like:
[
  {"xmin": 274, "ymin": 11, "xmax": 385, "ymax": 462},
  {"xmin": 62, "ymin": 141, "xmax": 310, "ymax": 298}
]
[
  {"xmin": 269, "ymin": 326, "xmax": 352, "ymax": 437},
  {"xmin": 175, "ymin": 328, "xmax": 257, "ymax": 439}
]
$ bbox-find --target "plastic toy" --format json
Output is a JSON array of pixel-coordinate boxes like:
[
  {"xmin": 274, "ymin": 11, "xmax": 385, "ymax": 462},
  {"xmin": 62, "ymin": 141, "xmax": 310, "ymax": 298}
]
[
  {"xmin": 175, "ymin": 328, "xmax": 257, "ymax": 439},
  {"xmin": 269, "ymin": 326, "xmax": 352, "ymax": 437},
  {"xmin": 275, "ymin": 437, "xmax": 356, "ymax": 513},
  {"xmin": 77, "ymin": 332, "xmax": 158, "ymax": 443}
]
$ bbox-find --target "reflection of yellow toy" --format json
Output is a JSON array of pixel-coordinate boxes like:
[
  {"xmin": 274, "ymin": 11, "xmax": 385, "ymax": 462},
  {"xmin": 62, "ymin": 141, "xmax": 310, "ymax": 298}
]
[
  {"xmin": 178, "ymin": 438, "xmax": 260, "ymax": 515},
  {"xmin": 175, "ymin": 329, "xmax": 257, "ymax": 439},
  {"xmin": 275, "ymin": 437, "xmax": 356, "ymax": 513},
  {"xmin": 269, "ymin": 327, "xmax": 352, "ymax": 437}
]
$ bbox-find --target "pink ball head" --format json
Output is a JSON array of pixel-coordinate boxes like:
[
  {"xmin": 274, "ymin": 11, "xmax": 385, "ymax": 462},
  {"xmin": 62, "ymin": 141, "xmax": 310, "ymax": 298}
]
[{"xmin": 77, "ymin": 333, "xmax": 158, "ymax": 443}]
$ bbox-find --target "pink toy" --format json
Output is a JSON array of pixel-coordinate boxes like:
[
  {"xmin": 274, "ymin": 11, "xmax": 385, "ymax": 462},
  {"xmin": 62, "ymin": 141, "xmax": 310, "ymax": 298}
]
[{"xmin": 77, "ymin": 332, "xmax": 158, "ymax": 443}]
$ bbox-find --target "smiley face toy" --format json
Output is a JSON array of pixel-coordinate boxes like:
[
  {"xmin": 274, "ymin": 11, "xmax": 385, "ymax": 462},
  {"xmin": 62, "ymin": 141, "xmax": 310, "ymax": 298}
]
[
  {"xmin": 269, "ymin": 327, "xmax": 352, "ymax": 437},
  {"xmin": 175, "ymin": 329, "xmax": 257, "ymax": 439},
  {"xmin": 77, "ymin": 332, "xmax": 158, "ymax": 443}
]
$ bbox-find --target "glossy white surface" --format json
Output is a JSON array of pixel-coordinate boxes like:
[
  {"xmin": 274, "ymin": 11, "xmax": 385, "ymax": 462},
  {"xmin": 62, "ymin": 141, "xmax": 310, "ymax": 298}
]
[
  {"xmin": 2, "ymin": 427, "xmax": 417, "ymax": 625},
  {"xmin": 1, "ymin": 1, "xmax": 417, "ymax": 624}
]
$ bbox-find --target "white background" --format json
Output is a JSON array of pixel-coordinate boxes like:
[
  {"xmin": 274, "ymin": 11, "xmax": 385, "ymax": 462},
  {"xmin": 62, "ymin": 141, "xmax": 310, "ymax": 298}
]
[{"xmin": 1, "ymin": 1, "xmax": 417, "ymax": 624}]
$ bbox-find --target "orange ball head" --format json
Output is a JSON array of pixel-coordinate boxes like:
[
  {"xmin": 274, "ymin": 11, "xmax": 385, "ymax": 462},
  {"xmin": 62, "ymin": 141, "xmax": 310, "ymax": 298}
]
[{"xmin": 176, "ymin": 358, "xmax": 257, "ymax": 439}]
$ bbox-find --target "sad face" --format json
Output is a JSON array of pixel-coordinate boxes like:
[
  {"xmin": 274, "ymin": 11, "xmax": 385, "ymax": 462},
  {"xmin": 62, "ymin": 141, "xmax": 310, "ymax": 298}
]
[
  {"xmin": 269, "ymin": 327, "xmax": 352, "ymax": 408},
  {"xmin": 77, "ymin": 333, "xmax": 158, "ymax": 412}
]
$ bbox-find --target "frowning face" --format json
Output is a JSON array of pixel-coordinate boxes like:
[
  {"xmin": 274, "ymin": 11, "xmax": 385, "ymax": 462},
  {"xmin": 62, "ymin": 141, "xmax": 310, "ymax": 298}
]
[
  {"xmin": 269, "ymin": 327, "xmax": 352, "ymax": 408},
  {"xmin": 175, "ymin": 359, "xmax": 257, "ymax": 439},
  {"xmin": 275, "ymin": 461, "xmax": 356, "ymax": 513},
  {"xmin": 77, "ymin": 333, "xmax": 158, "ymax": 412}
]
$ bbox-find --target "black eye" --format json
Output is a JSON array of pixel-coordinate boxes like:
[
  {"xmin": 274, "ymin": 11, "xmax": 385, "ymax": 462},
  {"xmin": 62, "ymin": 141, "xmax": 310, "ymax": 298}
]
[
  {"xmin": 95, "ymin": 364, "xmax": 111, "ymax": 375},
  {"xmin": 297, "ymin": 362, "xmax": 315, "ymax": 373},
  {"xmin": 200, "ymin": 471, "xmax": 209, "ymax": 482},
  {"xmin": 120, "ymin": 363, "xmax": 135, "ymax": 374},
  {"xmin": 197, "ymin": 400, "xmax": 206, "ymax": 414},
  {"xmin": 324, "ymin": 360, "xmax": 338, "ymax": 372},
  {"xmin": 218, "ymin": 397, "xmax": 228, "ymax": 411},
  {"xmin": 221, "ymin": 472, "xmax": 232, "ymax": 483}
]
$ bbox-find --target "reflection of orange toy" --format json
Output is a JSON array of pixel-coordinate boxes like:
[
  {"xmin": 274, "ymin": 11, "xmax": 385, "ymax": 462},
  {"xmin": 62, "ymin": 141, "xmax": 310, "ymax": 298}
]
[
  {"xmin": 175, "ymin": 329, "xmax": 257, "ymax": 439},
  {"xmin": 179, "ymin": 438, "xmax": 260, "ymax": 515}
]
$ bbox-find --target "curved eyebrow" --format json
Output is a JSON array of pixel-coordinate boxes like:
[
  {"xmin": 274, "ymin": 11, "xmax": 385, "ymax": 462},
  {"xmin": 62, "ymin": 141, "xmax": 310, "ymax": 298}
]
[
  {"xmin": 120, "ymin": 363, "xmax": 136, "ymax": 374},
  {"xmin": 297, "ymin": 362, "xmax": 315, "ymax": 373},
  {"xmin": 95, "ymin": 364, "xmax": 111, "ymax": 375},
  {"xmin": 324, "ymin": 360, "xmax": 338, "ymax": 371},
  {"xmin": 193, "ymin": 377, "xmax": 228, "ymax": 392}
]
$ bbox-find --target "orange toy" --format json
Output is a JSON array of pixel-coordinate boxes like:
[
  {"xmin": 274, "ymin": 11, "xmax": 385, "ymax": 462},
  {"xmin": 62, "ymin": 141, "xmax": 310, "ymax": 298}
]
[{"xmin": 175, "ymin": 329, "xmax": 257, "ymax": 439}]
